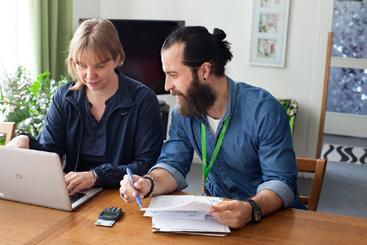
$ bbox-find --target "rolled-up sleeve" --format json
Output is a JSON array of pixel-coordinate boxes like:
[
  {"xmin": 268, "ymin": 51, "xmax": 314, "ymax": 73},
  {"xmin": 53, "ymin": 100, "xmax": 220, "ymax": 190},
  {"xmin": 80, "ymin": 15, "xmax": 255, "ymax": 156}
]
[
  {"xmin": 150, "ymin": 163, "xmax": 188, "ymax": 190},
  {"xmin": 256, "ymin": 99, "xmax": 298, "ymax": 207},
  {"xmin": 257, "ymin": 180, "xmax": 295, "ymax": 207}
]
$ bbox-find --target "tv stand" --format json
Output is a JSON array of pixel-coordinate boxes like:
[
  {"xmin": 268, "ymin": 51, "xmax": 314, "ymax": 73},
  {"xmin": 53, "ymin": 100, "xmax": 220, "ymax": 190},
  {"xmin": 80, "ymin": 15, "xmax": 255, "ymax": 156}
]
[{"xmin": 158, "ymin": 100, "xmax": 166, "ymax": 106}]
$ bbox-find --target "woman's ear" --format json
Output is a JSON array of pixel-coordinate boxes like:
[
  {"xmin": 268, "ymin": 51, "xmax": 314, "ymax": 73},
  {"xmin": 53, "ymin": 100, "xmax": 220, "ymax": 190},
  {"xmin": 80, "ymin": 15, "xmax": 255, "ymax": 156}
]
[{"xmin": 115, "ymin": 55, "xmax": 124, "ymax": 68}]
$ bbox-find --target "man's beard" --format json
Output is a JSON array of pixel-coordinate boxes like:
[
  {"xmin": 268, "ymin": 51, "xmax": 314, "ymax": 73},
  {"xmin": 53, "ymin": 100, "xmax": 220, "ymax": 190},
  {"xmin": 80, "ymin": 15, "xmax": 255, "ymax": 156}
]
[{"xmin": 174, "ymin": 73, "xmax": 216, "ymax": 118}]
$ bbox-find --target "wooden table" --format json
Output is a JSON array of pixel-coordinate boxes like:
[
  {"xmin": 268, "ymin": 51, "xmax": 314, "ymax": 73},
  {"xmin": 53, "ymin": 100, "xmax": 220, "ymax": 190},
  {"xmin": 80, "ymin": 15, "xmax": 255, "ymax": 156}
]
[{"xmin": 1, "ymin": 190, "xmax": 367, "ymax": 245}]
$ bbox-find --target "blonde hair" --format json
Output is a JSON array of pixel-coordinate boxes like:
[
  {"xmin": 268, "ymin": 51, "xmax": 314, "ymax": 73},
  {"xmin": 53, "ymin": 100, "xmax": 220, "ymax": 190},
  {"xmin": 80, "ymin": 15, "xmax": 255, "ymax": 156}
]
[{"xmin": 66, "ymin": 19, "xmax": 125, "ymax": 90}]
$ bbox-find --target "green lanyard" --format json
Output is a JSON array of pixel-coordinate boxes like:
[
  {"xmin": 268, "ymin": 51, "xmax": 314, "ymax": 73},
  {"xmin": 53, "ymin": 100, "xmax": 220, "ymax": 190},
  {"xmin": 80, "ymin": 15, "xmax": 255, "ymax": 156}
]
[{"xmin": 200, "ymin": 116, "xmax": 230, "ymax": 191}]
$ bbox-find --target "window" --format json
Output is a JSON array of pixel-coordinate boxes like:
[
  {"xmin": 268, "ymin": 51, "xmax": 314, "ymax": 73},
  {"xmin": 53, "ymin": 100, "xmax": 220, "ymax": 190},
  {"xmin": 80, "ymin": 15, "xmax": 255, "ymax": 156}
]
[
  {"xmin": 327, "ymin": 0, "xmax": 367, "ymax": 116},
  {"xmin": 0, "ymin": 1, "xmax": 36, "ymax": 78}
]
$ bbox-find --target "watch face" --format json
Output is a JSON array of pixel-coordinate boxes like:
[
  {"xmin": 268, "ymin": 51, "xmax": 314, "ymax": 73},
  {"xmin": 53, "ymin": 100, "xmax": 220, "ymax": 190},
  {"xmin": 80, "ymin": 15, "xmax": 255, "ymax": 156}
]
[{"xmin": 253, "ymin": 207, "xmax": 262, "ymax": 222}]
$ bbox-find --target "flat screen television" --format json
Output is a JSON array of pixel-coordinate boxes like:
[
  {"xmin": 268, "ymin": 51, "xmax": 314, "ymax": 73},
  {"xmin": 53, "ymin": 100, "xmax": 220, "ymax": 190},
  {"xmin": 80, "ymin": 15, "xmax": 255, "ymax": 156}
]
[{"xmin": 80, "ymin": 19, "xmax": 185, "ymax": 94}]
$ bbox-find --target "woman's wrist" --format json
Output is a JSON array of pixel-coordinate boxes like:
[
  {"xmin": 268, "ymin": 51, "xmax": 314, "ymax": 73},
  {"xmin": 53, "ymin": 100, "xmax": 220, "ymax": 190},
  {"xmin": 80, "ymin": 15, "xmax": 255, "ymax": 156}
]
[{"xmin": 91, "ymin": 170, "xmax": 98, "ymax": 186}]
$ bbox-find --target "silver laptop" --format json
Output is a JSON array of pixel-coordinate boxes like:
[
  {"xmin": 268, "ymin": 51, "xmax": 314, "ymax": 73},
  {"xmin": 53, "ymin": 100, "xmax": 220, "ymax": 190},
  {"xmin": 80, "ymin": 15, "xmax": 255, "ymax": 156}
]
[{"xmin": 0, "ymin": 146, "xmax": 103, "ymax": 211}]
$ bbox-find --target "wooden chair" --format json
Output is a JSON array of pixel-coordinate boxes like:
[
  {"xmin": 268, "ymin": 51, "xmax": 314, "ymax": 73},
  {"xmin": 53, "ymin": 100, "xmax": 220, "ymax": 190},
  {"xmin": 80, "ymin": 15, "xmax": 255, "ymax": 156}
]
[
  {"xmin": 296, "ymin": 157, "xmax": 327, "ymax": 211},
  {"xmin": 0, "ymin": 122, "xmax": 16, "ymax": 144}
]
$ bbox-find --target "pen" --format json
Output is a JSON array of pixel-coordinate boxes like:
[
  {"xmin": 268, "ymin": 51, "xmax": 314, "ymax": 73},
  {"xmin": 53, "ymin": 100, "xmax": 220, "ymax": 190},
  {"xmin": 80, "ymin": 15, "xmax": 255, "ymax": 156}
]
[{"xmin": 126, "ymin": 167, "xmax": 143, "ymax": 209}]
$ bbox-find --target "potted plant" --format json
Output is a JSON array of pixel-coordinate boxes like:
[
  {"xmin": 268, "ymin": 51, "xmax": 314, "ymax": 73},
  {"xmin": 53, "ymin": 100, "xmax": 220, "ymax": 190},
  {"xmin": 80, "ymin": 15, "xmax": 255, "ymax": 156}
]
[{"xmin": 0, "ymin": 66, "xmax": 68, "ymax": 136}]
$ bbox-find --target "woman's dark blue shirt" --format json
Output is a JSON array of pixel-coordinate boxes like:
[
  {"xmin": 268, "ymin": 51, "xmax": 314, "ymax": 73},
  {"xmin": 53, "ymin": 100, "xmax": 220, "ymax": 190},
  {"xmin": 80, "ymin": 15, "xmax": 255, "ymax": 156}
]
[{"xmin": 29, "ymin": 70, "xmax": 164, "ymax": 187}]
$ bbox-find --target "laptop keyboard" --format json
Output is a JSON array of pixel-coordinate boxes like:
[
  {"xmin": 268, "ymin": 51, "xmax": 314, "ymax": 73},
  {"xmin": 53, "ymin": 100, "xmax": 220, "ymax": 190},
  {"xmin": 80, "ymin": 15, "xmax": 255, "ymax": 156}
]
[{"xmin": 70, "ymin": 192, "xmax": 86, "ymax": 204}]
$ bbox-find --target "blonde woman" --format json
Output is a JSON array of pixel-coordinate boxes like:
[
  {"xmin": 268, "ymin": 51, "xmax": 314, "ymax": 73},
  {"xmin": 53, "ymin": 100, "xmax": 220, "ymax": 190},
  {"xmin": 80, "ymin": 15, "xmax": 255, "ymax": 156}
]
[{"xmin": 10, "ymin": 19, "xmax": 163, "ymax": 195}]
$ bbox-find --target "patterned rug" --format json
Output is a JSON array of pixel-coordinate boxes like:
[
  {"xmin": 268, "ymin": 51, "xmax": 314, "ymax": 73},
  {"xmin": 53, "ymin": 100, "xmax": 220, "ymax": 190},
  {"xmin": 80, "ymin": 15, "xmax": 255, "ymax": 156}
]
[{"xmin": 322, "ymin": 144, "xmax": 367, "ymax": 165}]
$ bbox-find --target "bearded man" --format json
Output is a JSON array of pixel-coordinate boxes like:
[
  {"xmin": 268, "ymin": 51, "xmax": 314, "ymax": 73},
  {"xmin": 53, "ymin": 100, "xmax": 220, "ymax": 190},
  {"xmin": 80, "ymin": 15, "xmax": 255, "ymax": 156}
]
[{"xmin": 120, "ymin": 26, "xmax": 305, "ymax": 229}]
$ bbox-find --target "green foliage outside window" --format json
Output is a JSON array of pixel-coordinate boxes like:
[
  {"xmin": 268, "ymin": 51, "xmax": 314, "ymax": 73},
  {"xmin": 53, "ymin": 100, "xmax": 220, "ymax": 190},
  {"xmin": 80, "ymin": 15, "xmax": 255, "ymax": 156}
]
[{"xmin": 0, "ymin": 66, "xmax": 68, "ymax": 136}]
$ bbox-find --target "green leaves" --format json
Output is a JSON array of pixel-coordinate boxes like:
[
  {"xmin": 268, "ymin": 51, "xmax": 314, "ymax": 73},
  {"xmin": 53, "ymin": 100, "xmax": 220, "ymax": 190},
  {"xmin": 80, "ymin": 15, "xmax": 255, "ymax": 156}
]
[
  {"xmin": 278, "ymin": 99, "xmax": 298, "ymax": 135},
  {"xmin": 0, "ymin": 67, "xmax": 68, "ymax": 136}
]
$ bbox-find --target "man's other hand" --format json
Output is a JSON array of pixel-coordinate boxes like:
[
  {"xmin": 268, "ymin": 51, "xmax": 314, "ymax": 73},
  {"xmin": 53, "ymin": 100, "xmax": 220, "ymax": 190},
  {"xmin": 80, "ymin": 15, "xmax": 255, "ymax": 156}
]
[{"xmin": 209, "ymin": 200, "xmax": 252, "ymax": 229}]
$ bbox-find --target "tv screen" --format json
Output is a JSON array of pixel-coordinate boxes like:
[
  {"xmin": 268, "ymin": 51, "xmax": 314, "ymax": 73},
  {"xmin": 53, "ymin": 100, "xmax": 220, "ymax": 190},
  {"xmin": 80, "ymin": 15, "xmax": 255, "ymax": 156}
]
[
  {"xmin": 79, "ymin": 19, "xmax": 184, "ymax": 94},
  {"xmin": 111, "ymin": 19, "xmax": 185, "ymax": 94}
]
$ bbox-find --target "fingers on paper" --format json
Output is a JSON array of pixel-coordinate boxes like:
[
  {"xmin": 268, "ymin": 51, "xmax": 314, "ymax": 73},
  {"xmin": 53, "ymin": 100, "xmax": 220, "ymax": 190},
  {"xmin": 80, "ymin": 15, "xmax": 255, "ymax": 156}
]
[{"xmin": 209, "ymin": 200, "xmax": 250, "ymax": 229}]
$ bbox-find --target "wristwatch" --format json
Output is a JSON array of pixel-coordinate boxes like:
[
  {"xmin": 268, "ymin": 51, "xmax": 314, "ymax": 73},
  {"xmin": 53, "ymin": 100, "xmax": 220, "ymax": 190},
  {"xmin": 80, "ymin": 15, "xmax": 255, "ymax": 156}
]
[{"xmin": 247, "ymin": 199, "xmax": 262, "ymax": 224}]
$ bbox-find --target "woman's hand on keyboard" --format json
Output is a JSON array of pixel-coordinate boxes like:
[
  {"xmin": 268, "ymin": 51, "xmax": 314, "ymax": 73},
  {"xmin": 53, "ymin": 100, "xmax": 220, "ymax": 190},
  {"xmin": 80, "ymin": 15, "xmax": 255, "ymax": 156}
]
[{"xmin": 64, "ymin": 171, "xmax": 95, "ymax": 196}]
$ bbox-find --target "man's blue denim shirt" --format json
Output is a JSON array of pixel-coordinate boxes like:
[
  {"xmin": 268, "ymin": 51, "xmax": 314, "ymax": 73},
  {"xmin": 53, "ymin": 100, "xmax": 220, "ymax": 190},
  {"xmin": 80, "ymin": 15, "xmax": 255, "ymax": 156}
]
[{"xmin": 151, "ymin": 77, "xmax": 303, "ymax": 208}]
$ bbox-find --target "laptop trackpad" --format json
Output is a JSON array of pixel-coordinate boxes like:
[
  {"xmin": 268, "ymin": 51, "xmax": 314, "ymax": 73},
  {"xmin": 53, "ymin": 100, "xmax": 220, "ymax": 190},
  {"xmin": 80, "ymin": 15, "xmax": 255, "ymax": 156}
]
[{"xmin": 71, "ymin": 188, "xmax": 103, "ymax": 210}]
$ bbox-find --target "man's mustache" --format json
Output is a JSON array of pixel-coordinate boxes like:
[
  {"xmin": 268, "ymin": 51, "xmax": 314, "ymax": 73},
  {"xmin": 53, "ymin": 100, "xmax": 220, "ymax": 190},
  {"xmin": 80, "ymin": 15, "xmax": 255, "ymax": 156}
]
[{"xmin": 170, "ymin": 90, "xmax": 184, "ymax": 97}]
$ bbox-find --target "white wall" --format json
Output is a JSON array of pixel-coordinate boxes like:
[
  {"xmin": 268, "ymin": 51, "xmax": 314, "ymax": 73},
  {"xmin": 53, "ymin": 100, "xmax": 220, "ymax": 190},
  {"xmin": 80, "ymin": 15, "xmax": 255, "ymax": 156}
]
[
  {"xmin": 72, "ymin": 0, "xmax": 100, "ymax": 29},
  {"xmin": 73, "ymin": 0, "xmax": 334, "ymax": 157}
]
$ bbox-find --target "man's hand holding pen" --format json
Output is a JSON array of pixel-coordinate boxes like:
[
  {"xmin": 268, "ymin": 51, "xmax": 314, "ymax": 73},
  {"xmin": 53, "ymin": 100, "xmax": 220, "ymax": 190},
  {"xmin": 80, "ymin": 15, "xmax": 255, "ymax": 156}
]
[{"xmin": 120, "ymin": 169, "xmax": 152, "ymax": 206}]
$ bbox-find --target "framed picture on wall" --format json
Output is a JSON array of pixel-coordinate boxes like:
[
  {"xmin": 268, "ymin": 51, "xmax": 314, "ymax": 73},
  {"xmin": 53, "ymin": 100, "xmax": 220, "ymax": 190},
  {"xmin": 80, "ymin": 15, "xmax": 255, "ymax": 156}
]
[{"xmin": 249, "ymin": 0, "xmax": 290, "ymax": 67}]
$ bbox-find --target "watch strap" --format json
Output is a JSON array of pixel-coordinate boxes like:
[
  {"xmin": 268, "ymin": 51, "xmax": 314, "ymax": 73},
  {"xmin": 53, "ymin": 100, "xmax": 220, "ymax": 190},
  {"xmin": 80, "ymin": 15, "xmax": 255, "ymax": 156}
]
[
  {"xmin": 247, "ymin": 199, "xmax": 262, "ymax": 224},
  {"xmin": 142, "ymin": 175, "xmax": 154, "ymax": 198}
]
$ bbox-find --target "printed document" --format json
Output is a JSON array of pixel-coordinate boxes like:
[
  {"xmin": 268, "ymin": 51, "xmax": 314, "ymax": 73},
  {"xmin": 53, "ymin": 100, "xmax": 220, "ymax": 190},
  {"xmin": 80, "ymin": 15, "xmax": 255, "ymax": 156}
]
[{"xmin": 142, "ymin": 195, "xmax": 230, "ymax": 236}]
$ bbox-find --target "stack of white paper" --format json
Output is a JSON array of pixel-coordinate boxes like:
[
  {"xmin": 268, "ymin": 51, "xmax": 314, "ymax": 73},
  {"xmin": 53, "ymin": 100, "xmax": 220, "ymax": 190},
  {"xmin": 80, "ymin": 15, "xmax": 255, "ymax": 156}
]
[{"xmin": 142, "ymin": 195, "xmax": 231, "ymax": 236}]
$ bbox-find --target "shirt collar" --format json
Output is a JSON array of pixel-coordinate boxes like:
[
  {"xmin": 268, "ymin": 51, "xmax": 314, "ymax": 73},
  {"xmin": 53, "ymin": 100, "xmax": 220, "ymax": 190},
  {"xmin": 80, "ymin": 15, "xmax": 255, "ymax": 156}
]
[
  {"xmin": 224, "ymin": 76, "xmax": 237, "ymax": 119},
  {"xmin": 114, "ymin": 68, "xmax": 134, "ymax": 109},
  {"xmin": 66, "ymin": 68, "xmax": 135, "ymax": 110}
]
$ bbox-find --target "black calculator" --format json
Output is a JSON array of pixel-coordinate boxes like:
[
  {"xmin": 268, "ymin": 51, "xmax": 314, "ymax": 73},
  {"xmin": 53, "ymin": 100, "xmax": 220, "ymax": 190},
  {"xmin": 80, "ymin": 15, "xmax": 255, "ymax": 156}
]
[{"xmin": 99, "ymin": 207, "xmax": 123, "ymax": 221}]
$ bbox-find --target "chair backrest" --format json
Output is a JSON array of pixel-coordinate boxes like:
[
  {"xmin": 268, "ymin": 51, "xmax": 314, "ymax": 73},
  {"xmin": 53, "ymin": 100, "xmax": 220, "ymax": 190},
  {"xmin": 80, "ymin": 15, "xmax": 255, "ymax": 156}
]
[
  {"xmin": 296, "ymin": 157, "xmax": 327, "ymax": 211},
  {"xmin": 0, "ymin": 122, "xmax": 16, "ymax": 144}
]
